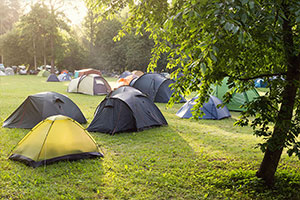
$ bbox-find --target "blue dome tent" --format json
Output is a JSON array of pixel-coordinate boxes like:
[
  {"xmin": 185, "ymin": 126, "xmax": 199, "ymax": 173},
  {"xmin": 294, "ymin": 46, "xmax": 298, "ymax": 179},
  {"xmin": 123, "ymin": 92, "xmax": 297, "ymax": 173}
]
[{"xmin": 176, "ymin": 96, "xmax": 231, "ymax": 120}]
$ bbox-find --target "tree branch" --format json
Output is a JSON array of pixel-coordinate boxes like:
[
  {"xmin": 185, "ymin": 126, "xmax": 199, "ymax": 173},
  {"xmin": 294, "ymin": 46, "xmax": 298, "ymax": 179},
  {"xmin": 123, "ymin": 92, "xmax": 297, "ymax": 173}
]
[{"xmin": 227, "ymin": 72, "xmax": 287, "ymax": 81}]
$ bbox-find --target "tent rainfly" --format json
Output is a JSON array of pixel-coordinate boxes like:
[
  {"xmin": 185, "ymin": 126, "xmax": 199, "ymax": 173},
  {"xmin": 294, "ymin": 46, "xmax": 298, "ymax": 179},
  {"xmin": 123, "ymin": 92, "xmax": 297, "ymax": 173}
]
[
  {"xmin": 3, "ymin": 91, "xmax": 87, "ymax": 129},
  {"xmin": 37, "ymin": 70, "xmax": 50, "ymax": 77},
  {"xmin": 176, "ymin": 96, "xmax": 231, "ymax": 120},
  {"xmin": 87, "ymin": 86, "xmax": 168, "ymax": 134},
  {"xmin": 47, "ymin": 74, "xmax": 60, "ymax": 82},
  {"xmin": 130, "ymin": 73, "xmax": 186, "ymax": 103},
  {"xmin": 0, "ymin": 71, "xmax": 6, "ymax": 76},
  {"xmin": 9, "ymin": 115, "xmax": 103, "ymax": 167},
  {"xmin": 5, "ymin": 67, "xmax": 14, "ymax": 75},
  {"xmin": 58, "ymin": 73, "xmax": 72, "ymax": 81},
  {"xmin": 119, "ymin": 71, "xmax": 132, "ymax": 79},
  {"xmin": 211, "ymin": 77, "xmax": 260, "ymax": 111},
  {"xmin": 68, "ymin": 74, "xmax": 111, "ymax": 95},
  {"xmin": 74, "ymin": 68, "xmax": 102, "ymax": 78}
]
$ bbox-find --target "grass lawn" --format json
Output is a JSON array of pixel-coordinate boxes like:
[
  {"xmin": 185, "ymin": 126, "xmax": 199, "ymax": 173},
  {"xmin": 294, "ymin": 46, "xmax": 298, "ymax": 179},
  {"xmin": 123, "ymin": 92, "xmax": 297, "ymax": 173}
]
[{"xmin": 0, "ymin": 75, "xmax": 299, "ymax": 199}]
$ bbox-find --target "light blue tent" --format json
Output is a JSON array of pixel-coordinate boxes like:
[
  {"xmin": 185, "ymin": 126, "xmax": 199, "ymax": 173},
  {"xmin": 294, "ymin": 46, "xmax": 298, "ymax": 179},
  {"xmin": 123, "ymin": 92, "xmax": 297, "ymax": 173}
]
[
  {"xmin": 58, "ymin": 73, "xmax": 72, "ymax": 81},
  {"xmin": 254, "ymin": 78, "xmax": 267, "ymax": 88},
  {"xmin": 176, "ymin": 95, "xmax": 231, "ymax": 120}
]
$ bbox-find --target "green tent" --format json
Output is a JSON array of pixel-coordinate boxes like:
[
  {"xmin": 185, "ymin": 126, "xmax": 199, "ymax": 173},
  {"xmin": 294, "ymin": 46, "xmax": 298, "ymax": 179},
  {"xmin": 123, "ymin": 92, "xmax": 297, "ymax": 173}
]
[
  {"xmin": 37, "ymin": 70, "xmax": 50, "ymax": 77},
  {"xmin": 211, "ymin": 77, "xmax": 259, "ymax": 111}
]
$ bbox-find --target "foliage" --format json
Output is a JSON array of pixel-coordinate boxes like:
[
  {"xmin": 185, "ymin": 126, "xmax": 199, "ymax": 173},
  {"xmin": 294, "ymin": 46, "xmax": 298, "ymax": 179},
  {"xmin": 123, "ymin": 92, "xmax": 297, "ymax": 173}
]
[
  {"xmin": 0, "ymin": 0, "xmax": 20, "ymax": 35},
  {"xmin": 87, "ymin": 0, "xmax": 300, "ymax": 184},
  {"xmin": 0, "ymin": 75, "xmax": 299, "ymax": 199}
]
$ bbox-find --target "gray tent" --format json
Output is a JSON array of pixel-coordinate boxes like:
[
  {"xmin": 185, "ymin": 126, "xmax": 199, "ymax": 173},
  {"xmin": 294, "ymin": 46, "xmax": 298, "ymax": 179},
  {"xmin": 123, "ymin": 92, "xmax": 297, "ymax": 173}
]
[
  {"xmin": 87, "ymin": 86, "xmax": 168, "ymax": 134},
  {"xmin": 68, "ymin": 74, "xmax": 111, "ymax": 95},
  {"xmin": 3, "ymin": 92, "xmax": 87, "ymax": 129},
  {"xmin": 47, "ymin": 74, "xmax": 60, "ymax": 82},
  {"xmin": 5, "ymin": 67, "xmax": 14, "ymax": 75},
  {"xmin": 0, "ymin": 71, "xmax": 6, "ymax": 76},
  {"xmin": 130, "ymin": 73, "xmax": 186, "ymax": 103},
  {"xmin": 176, "ymin": 96, "xmax": 231, "ymax": 120}
]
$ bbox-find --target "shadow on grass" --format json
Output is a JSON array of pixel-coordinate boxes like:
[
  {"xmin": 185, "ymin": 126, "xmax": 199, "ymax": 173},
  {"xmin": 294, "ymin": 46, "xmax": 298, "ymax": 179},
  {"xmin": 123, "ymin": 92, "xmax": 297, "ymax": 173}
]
[{"xmin": 213, "ymin": 169, "xmax": 300, "ymax": 200}]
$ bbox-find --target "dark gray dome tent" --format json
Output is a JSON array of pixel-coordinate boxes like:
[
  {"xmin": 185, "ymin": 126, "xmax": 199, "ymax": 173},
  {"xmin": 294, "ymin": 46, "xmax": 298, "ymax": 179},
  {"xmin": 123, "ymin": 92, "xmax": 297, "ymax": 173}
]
[
  {"xmin": 87, "ymin": 86, "xmax": 168, "ymax": 135},
  {"xmin": 176, "ymin": 96, "xmax": 231, "ymax": 120},
  {"xmin": 119, "ymin": 71, "xmax": 132, "ymax": 79},
  {"xmin": 46, "ymin": 74, "xmax": 60, "ymax": 82},
  {"xmin": 3, "ymin": 92, "xmax": 87, "ymax": 129},
  {"xmin": 130, "ymin": 73, "xmax": 186, "ymax": 103}
]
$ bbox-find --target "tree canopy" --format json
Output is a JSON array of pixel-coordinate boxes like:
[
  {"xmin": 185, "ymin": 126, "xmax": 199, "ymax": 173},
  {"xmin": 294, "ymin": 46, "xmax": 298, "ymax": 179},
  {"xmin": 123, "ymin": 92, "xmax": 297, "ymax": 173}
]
[{"xmin": 87, "ymin": 0, "xmax": 300, "ymax": 185}]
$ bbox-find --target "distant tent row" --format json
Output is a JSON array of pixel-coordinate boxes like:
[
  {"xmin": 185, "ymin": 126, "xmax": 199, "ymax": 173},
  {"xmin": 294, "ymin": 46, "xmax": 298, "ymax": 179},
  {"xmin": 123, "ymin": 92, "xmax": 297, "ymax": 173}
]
[{"xmin": 0, "ymin": 67, "xmax": 15, "ymax": 76}]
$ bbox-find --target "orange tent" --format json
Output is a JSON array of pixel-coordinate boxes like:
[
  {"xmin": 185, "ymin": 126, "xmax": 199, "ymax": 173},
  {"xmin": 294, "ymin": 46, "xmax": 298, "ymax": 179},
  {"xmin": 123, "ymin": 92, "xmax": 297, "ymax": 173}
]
[{"xmin": 116, "ymin": 74, "xmax": 138, "ymax": 88}]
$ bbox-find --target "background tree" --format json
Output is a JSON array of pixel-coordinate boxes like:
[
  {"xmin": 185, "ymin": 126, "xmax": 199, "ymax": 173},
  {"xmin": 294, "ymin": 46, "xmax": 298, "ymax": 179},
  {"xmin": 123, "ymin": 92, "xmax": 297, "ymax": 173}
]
[
  {"xmin": 87, "ymin": 0, "xmax": 300, "ymax": 186},
  {"xmin": 0, "ymin": 0, "xmax": 21, "ymax": 63}
]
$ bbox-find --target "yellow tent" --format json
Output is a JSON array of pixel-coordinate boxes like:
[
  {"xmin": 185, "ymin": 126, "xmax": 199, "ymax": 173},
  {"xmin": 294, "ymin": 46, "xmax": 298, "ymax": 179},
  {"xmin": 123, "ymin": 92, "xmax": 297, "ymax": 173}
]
[{"xmin": 9, "ymin": 115, "xmax": 103, "ymax": 167}]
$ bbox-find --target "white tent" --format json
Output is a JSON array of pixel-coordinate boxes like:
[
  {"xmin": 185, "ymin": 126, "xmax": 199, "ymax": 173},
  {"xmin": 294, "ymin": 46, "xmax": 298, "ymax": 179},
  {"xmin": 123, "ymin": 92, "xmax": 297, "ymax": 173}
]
[
  {"xmin": 67, "ymin": 74, "xmax": 111, "ymax": 95},
  {"xmin": 5, "ymin": 67, "xmax": 14, "ymax": 75},
  {"xmin": 0, "ymin": 71, "xmax": 6, "ymax": 76}
]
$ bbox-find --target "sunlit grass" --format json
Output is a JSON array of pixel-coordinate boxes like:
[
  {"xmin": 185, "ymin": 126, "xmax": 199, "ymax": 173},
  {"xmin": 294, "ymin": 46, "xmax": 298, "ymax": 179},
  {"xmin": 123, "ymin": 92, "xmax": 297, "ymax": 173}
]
[{"xmin": 0, "ymin": 75, "xmax": 299, "ymax": 199}]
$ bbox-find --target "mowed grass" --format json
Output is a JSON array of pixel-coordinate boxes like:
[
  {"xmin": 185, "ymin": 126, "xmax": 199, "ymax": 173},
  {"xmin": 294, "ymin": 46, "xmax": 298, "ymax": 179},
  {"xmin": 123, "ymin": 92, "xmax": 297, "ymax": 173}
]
[{"xmin": 0, "ymin": 75, "xmax": 299, "ymax": 200}]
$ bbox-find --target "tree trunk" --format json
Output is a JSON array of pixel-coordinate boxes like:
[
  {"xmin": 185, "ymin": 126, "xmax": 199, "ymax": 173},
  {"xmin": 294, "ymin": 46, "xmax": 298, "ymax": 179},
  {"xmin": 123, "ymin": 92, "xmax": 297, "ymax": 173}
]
[
  {"xmin": 256, "ymin": 2, "xmax": 300, "ymax": 186},
  {"xmin": 43, "ymin": 36, "xmax": 47, "ymax": 66},
  {"xmin": 50, "ymin": 33, "xmax": 55, "ymax": 74},
  {"xmin": 33, "ymin": 38, "xmax": 37, "ymax": 70}
]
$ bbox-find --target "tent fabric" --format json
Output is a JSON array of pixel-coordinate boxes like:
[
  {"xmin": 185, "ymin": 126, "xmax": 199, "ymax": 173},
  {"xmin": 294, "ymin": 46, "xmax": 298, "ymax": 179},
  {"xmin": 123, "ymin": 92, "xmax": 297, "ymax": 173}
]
[
  {"xmin": 46, "ymin": 74, "xmax": 60, "ymax": 82},
  {"xmin": 37, "ymin": 70, "xmax": 50, "ymax": 77},
  {"xmin": 5, "ymin": 67, "xmax": 14, "ymax": 75},
  {"xmin": 58, "ymin": 73, "xmax": 72, "ymax": 81},
  {"xmin": 61, "ymin": 70, "xmax": 68, "ymax": 74},
  {"xmin": 3, "ymin": 92, "xmax": 87, "ymax": 129},
  {"xmin": 0, "ymin": 71, "xmax": 6, "ymax": 76},
  {"xmin": 67, "ymin": 74, "xmax": 111, "ymax": 95},
  {"xmin": 87, "ymin": 86, "xmax": 168, "ymax": 134},
  {"xmin": 130, "ymin": 73, "xmax": 186, "ymax": 103},
  {"xmin": 119, "ymin": 71, "xmax": 132, "ymax": 79},
  {"xmin": 211, "ymin": 77, "xmax": 260, "ymax": 111},
  {"xmin": 254, "ymin": 78, "xmax": 267, "ymax": 88},
  {"xmin": 9, "ymin": 115, "xmax": 102, "ymax": 168},
  {"xmin": 74, "ymin": 68, "xmax": 102, "ymax": 78},
  {"xmin": 176, "ymin": 96, "xmax": 231, "ymax": 120},
  {"xmin": 19, "ymin": 69, "xmax": 27, "ymax": 75},
  {"xmin": 132, "ymin": 70, "xmax": 144, "ymax": 77},
  {"xmin": 0, "ymin": 64, "xmax": 5, "ymax": 71},
  {"xmin": 116, "ymin": 74, "xmax": 138, "ymax": 88}
]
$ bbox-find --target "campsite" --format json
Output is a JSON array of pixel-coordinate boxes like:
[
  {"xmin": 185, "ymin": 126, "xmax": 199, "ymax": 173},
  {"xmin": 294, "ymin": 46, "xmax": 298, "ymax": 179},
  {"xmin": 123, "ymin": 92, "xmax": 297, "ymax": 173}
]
[
  {"xmin": 0, "ymin": 75, "xmax": 299, "ymax": 199},
  {"xmin": 1, "ymin": 0, "xmax": 300, "ymax": 199}
]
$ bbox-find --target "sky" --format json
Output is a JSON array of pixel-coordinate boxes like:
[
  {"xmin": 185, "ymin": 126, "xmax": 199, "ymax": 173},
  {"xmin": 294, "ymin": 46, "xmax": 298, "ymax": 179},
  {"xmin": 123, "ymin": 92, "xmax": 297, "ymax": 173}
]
[{"xmin": 22, "ymin": 0, "xmax": 88, "ymax": 25}]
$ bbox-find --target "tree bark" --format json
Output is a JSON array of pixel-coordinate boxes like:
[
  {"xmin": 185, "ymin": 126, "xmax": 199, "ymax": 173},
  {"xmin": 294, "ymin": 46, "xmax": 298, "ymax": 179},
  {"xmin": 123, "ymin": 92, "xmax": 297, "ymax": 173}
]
[
  {"xmin": 256, "ymin": 2, "xmax": 300, "ymax": 186},
  {"xmin": 50, "ymin": 33, "xmax": 55, "ymax": 74},
  {"xmin": 43, "ymin": 36, "xmax": 47, "ymax": 66},
  {"xmin": 33, "ymin": 38, "xmax": 37, "ymax": 70}
]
